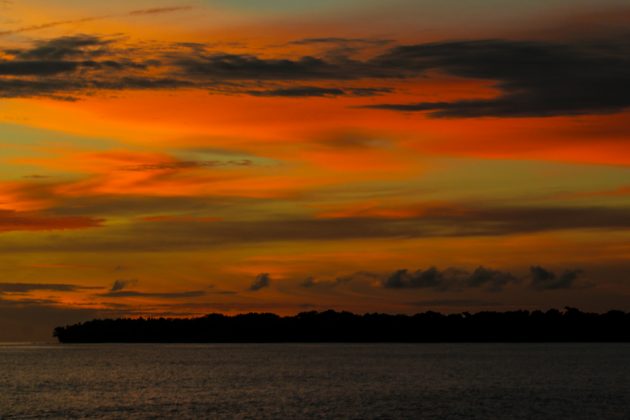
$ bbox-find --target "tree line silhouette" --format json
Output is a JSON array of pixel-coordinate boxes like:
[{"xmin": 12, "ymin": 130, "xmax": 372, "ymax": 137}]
[{"xmin": 53, "ymin": 308, "xmax": 630, "ymax": 343}]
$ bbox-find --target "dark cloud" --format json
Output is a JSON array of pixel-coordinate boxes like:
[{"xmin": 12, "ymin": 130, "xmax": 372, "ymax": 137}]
[
  {"xmin": 378, "ymin": 265, "xmax": 584, "ymax": 292},
  {"xmin": 0, "ymin": 34, "xmax": 182, "ymax": 98},
  {"xmin": 348, "ymin": 87, "xmax": 393, "ymax": 96},
  {"xmin": 0, "ymin": 209, "xmax": 103, "ymax": 232},
  {"xmin": 249, "ymin": 273, "xmax": 270, "ymax": 291},
  {"xmin": 529, "ymin": 266, "xmax": 585, "ymax": 290},
  {"xmin": 2, "ymin": 204, "xmax": 628, "ymax": 252},
  {"xmin": 384, "ymin": 267, "xmax": 448, "ymax": 289},
  {"xmin": 247, "ymin": 86, "xmax": 391, "ymax": 97},
  {"xmin": 0, "ymin": 34, "xmax": 628, "ymax": 117},
  {"xmin": 110, "ymin": 279, "xmax": 138, "ymax": 292},
  {"xmin": 176, "ymin": 53, "xmax": 360, "ymax": 81},
  {"xmin": 0, "ymin": 77, "xmax": 81, "ymax": 99},
  {"xmin": 134, "ymin": 205, "xmax": 630, "ymax": 245},
  {"xmin": 382, "ymin": 266, "xmax": 518, "ymax": 292},
  {"xmin": 95, "ymin": 76, "xmax": 191, "ymax": 90},
  {"xmin": 212, "ymin": 290, "xmax": 238, "ymax": 295},
  {"xmin": 466, "ymin": 266, "xmax": 519, "ymax": 292},
  {"xmin": 364, "ymin": 39, "xmax": 630, "ymax": 117},
  {"xmin": 0, "ymin": 60, "xmax": 80, "ymax": 76},
  {"xmin": 10, "ymin": 34, "xmax": 112, "ymax": 60},
  {"xmin": 175, "ymin": 38, "xmax": 630, "ymax": 116},
  {"xmin": 0, "ymin": 283, "xmax": 99, "ymax": 293}
]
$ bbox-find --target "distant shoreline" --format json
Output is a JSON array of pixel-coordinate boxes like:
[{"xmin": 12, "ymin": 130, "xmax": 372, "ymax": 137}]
[{"xmin": 53, "ymin": 308, "xmax": 630, "ymax": 343}]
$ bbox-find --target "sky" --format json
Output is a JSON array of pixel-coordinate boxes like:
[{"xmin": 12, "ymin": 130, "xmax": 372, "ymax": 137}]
[{"xmin": 0, "ymin": 0, "xmax": 629, "ymax": 341}]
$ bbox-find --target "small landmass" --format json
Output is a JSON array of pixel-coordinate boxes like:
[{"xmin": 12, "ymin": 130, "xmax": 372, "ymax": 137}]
[{"xmin": 53, "ymin": 308, "xmax": 630, "ymax": 343}]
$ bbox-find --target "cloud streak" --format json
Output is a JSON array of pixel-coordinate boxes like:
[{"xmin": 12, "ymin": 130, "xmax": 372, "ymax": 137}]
[
  {"xmin": 98, "ymin": 290, "xmax": 206, "ymax": 298},
  {"xmin": 1, "ymin": 203, "xmax": 628, "ymax": 252},
  {"xmin": 121, "ymin": 160, "xmax": 253, "ymax": 171},
  {"xmin": 0, "ymin": 210, "xmax": 103, "ymax": 233},
  {"xmin": 0, "ymin": 17, "xmax": 104, "ymax": 37},
  {"xmin": 0, "ymin": 6, "xmax": 193, "ymax": 37},
  {"xmin": 0, "ymin": 283, "xmax": 100, "ymax": 293},
  {"xmin": 128, "ymin": 6, "xmax": 193, "ymax": 16},
  {"xmin": 0, "ymin": 34, "xmax": 627, "ymax": 117}
]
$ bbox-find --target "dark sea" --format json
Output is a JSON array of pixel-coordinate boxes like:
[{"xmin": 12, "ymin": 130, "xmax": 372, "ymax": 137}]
[{"xmin": 1, "ymin": 343, "xmax": 629, "ymax": 419}]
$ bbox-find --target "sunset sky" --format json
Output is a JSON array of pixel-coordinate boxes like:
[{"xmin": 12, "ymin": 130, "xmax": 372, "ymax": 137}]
[{"xmin": 0, "ymin": 0, "xmax": 629, "ymax": 340}]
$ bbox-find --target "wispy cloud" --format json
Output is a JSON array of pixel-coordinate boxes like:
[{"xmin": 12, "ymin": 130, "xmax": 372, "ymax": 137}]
[
  {"xmin": 0, "ymin": 6, "xmax": 193, "ymax": 37},
  {"xmin": 121, "ymin": 160, "xmax": 253, "ymax": 171},
  {"xmin": 128, "ymin": 6, "xmax": 193, "ymax": 16},
  {"xmin": 0, "ymin": 17, "xmax": 104, "ymax": 37}
]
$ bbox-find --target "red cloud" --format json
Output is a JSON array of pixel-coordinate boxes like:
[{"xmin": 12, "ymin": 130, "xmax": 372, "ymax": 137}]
[{"xmin": 0, "ymin": 210, "xmax": 103, "ymax": 232}]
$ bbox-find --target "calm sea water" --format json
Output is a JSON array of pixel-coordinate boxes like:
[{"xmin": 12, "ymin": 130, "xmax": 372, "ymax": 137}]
[{"xmin": 1, "ymin": 343, "xmax": 629, "ymax": 419}]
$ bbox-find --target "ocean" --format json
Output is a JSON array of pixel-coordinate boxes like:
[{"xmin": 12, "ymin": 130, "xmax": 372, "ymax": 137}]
[{"xmin": 1, "ymin": 343, "xmax": 629, "ymax": 419}]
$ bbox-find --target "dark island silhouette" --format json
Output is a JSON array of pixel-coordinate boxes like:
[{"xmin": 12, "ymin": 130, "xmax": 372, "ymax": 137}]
[{"xmin": 53, "ymin": 308, "xmax": 630, "ymax": 343}]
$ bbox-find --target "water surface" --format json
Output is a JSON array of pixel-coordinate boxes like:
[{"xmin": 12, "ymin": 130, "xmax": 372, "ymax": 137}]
[{"xmin": 1, "ymin": 343, "xmax": 629, "ymax": 419}]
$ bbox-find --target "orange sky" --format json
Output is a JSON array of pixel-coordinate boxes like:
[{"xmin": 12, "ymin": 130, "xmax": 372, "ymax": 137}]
[{"xmin": 0, "ymin": 0, "xmax": 628, "ymax": 341}]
